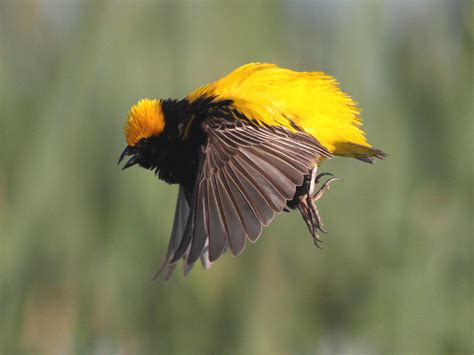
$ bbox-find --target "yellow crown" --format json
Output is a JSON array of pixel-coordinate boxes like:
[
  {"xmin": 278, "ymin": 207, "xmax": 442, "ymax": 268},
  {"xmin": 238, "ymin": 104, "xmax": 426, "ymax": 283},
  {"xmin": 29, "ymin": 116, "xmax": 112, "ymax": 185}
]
[{"xmin": 124, "ymin": 99, "xmax": 165, "ymax": 146}]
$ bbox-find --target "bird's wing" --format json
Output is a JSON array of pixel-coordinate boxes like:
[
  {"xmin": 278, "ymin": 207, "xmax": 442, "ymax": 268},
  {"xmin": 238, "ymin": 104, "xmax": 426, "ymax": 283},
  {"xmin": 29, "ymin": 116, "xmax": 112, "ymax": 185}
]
[
  {"xmin": 162, "ymin": 118, "xmax": 331, "ymax": 276},
  {"xmin": 153, "ymin": 185, "xmax": 190, "ymax": 280}
]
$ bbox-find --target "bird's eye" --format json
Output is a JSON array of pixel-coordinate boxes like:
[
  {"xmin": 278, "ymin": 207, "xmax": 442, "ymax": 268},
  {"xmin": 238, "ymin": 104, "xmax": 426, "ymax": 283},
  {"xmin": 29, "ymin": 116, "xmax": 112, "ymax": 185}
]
[{"xmin": 136, "ymin": 139, "xmax": 147, "ymax": 148}]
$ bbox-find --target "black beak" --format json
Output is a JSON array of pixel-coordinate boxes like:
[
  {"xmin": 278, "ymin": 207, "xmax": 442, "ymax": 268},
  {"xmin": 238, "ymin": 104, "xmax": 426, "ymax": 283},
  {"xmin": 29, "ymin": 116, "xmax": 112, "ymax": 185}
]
[{"xmin": 118, "ymin": 146, "xmax": 138, "ymax": 170}]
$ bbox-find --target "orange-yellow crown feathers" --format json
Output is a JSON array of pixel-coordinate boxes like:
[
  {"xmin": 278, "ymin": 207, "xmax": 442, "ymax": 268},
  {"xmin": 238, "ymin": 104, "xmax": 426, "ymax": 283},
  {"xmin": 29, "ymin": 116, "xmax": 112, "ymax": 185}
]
[{"xmin": 124, "ymin": 99, "xmax": 165, "ymax": 146}]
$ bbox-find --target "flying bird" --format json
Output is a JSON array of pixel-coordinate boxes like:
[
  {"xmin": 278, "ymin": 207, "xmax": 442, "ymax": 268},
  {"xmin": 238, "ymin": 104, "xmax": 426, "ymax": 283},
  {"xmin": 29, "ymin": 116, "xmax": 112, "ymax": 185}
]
[{"xmin": 118, "ymin": 63, "xmax": 386, "ymax": 280}]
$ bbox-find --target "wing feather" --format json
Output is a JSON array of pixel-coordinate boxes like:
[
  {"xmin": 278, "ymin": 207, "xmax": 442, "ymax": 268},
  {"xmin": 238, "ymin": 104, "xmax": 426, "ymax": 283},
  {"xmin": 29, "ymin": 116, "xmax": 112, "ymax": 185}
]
[
  {"xmin": 161, "ymin": 117, "xmax": 332, "ymax": 277},
  {"xmin": 187, "ymin": 177, "xmax": 208, "ymax": 264},
  {"xmin": 153, "ymin": 186, "xmax": 190, "ymax": 280},
  {"xmin": 240, "ymin": 149, "xmax": 296, "ymax": 200},
  {"xmin": 232, "ymin": 153, "xmax": 287, "ymax": 211},
  {"xmin": 214, "ymin": 171, "xmax": 247, "ymax": 256},
  {"xmin": 257, "ymin": 144, "xmax": 309, "ymax": 175},
  {"xmin": 247, "ymin": 145, "xmax": 305, "ymax": 185},
  {"xmin": 227, "ymin": 159, "xmax": 275, "ymax": 226},
  {"xmin": 221, "ymin": 168, "xmax": 262, "ymax": 242},
  {"xmin": 207, "ymin": 177, "xmax": 228, "ymax": 261}
]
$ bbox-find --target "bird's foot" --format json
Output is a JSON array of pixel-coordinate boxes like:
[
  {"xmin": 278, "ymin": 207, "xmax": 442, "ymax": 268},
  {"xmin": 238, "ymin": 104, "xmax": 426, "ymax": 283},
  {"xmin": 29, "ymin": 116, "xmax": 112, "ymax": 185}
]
[
  {"xmin": 298, "ymin": 173, "xmax": 341, "ymax": 247},
  {"xmin": 312, "ymin": 175, "xmax": 341, "ymax": 202}
]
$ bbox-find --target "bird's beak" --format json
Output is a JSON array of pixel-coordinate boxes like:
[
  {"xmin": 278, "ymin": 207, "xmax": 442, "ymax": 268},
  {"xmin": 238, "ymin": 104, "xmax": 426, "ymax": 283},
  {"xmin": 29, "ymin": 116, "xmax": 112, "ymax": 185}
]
[{"xmin": 118, "ymin": 146, "xmax": 138, "ymax": 170}]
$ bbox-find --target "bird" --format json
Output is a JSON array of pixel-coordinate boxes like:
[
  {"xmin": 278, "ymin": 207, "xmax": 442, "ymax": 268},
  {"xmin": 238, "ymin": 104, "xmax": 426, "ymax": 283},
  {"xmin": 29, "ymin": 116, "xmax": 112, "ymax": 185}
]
[{"xmin": 118, "ymin": 63, "xmax": 386, "ymax": 280}]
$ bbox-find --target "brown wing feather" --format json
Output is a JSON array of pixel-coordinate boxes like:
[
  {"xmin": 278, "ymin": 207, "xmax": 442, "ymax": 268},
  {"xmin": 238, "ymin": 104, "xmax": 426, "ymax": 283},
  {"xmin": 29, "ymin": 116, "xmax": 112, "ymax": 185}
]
[
  {"xmin": 153, "ymin": 186, "xmax": 189, "ymax": 280},
  {"xmin": 164, "ymin": 118, "xmax": 331, "ymax": 276}
]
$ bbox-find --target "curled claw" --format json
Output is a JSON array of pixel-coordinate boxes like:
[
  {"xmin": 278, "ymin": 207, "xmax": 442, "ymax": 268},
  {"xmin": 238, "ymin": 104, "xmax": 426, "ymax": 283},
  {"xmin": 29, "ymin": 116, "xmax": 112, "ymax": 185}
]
[
  {"xmin": 315, "ymin": 172, "xmax": 334, "ymax": 185},
  {"xmin": 312, "ymin": 176, "xmax": 342, "ymax": 201},
  {"xmin": 313, "ymin": 237, "xmax": 322, "ymax": 248}
]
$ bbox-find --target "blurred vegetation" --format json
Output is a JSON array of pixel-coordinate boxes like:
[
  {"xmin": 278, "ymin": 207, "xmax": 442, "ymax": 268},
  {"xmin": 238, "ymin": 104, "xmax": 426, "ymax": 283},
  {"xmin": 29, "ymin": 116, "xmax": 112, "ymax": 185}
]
[{"xmin": 1, "ymin": 1, "xmax": 472, "ymax": 354}]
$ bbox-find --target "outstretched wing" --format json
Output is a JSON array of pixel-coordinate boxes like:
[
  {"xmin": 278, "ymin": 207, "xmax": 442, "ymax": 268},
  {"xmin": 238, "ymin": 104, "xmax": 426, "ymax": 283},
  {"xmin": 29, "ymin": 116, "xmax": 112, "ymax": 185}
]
[
  {"xmin": 153, "ymin": 186, "xmax": 189, "ymax": 280},
  {"xmin": 156, "ymin": 117, "xmax": 331, "ymax": 279}
]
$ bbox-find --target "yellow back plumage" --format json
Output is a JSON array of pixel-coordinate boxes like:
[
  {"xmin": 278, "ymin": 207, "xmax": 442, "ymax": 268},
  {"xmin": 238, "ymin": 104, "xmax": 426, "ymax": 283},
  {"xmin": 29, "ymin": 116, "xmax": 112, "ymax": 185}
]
[{"xmin": 188, "ymin": 63, "xmax": 379, "ymax": 158}]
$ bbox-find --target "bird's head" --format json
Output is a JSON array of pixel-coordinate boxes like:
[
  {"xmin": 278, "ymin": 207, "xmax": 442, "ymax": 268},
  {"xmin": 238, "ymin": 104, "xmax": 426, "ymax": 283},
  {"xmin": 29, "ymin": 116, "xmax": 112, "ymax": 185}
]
[{"xmin": 118, "ymin": 98, "xmax": 166, "ymax": 170}]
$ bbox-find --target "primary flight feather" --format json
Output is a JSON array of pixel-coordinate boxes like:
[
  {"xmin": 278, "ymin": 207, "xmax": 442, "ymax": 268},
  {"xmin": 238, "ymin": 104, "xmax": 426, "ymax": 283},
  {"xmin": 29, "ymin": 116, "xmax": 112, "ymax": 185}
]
[{"xmin": 118, "ymin": 63, "xmax": 386, "ymax": 280}]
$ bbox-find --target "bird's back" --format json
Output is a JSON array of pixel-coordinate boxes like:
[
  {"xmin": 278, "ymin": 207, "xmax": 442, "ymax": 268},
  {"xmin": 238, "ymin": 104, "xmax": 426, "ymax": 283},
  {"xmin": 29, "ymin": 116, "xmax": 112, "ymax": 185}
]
[{"xmin": 187, "ymin": 62, "xmax": 384, "ymax": 161}]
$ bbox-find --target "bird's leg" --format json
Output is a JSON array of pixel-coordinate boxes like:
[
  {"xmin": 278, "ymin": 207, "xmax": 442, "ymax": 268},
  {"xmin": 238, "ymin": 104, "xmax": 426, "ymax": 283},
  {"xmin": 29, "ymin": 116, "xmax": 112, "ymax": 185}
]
[
  {"xmin": 298, "ymin": 167, "xmax": 341, "ymax": 247},
  {"xmin": 297, "ymin": 198, "xmax": 314, "ymax": 237},
  {"xmin": 297, "ymin": 167, "xmax": 322, "ymax": 246}
]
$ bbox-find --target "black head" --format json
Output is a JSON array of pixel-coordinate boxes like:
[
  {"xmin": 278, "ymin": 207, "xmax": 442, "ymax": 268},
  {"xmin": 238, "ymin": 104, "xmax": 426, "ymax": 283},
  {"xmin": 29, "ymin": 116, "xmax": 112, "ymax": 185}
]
[{"xmin": 117, "ymin": 136, "xmax": 164, "ymax": 172}]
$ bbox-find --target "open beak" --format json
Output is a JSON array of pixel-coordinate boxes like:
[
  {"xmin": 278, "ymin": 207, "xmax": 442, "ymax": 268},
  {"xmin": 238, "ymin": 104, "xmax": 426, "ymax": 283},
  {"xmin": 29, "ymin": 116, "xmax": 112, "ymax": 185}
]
[{"xmin": 118, "ymin": 146, "xmax": 138, "ymax": 170}]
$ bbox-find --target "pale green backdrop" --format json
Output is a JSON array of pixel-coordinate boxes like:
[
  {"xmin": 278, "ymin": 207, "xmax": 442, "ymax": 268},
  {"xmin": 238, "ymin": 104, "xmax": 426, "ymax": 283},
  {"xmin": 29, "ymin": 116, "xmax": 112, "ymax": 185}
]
[{"xmin": 1, "ymin": 1, "xmax": 472, "ymax": 354}]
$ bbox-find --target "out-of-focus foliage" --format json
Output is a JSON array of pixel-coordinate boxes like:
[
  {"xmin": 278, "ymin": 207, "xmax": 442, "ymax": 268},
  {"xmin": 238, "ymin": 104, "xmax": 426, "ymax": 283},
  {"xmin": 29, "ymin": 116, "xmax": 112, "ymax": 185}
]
[{"xmin": 1, "ymin": 1, "xmax": 472, "ymax": 354}]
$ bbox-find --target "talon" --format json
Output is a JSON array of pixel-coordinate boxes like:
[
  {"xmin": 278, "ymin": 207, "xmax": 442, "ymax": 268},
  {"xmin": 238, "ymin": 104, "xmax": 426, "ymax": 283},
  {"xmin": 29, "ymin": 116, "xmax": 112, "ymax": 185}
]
[
  {"xmin": 315, "ymin": 172, "xmax": 333, "ymax": 184},
  {"xmin": 306, "ymin": 195, "xmax": 318, "ymax": 235},
  {"xmin": 298, "ymin": 198, "xmax": 314, "ymax": 236},
  {"xmin": 302, "ymin": 193, "xmax": 325, "ymax": 245},
  {"xmin": 313, "ymin": 238, "xmax": 322, "ymax": 248},
  {"xmin": 297, "ymin": 172, "xmax": 340, "ymax": 248},
  {"xmin": 317, "ymin": 224, "xmax": 327, "ymax": 234},
  {"xmin": 311, "ymin": 200, "xmax": 326, "ymax": 233},
  {"xmin": 313, "ymin": 234, "xmax": 323, "ymax": 248},
  {"xmin": 312, "ymin": 176, "xmax": 341, "ymax": 201}
]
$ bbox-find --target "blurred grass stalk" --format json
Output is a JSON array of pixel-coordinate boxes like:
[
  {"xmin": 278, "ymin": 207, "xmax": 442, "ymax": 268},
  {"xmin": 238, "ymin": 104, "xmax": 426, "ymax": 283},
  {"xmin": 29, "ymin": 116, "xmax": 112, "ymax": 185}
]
[{"xmin": 0, "ymin": 1, "xmax": 472, "ymax": 354}]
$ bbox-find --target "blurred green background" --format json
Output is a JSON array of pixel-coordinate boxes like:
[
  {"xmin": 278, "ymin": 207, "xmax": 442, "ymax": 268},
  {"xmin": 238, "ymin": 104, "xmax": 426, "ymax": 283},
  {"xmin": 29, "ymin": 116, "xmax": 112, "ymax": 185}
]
[{"xmin": 1, "ymin": 1, "xmax": 472, "ymax": 354}]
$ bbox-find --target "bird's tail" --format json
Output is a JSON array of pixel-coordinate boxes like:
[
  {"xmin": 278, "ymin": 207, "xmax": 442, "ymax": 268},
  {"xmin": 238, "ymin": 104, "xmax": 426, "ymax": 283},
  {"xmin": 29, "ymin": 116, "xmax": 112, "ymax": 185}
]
[{"xmin": 332, "ymin": 142, "xmax": 387, "ymax": 163}]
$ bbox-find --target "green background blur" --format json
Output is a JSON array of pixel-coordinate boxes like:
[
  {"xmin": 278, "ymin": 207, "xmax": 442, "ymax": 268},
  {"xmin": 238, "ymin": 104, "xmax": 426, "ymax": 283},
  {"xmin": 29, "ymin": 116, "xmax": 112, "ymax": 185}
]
[{"xmin": 1, "ymin": 1, "xmax": 472, "ymax": 354}]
